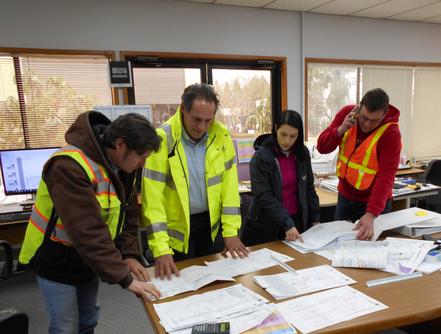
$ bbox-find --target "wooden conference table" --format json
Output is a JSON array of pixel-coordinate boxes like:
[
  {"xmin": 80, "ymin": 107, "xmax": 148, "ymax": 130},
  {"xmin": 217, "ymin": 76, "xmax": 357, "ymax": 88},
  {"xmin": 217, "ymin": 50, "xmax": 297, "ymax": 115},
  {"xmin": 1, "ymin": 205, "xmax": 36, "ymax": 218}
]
[{"xmin": 142, "ymin": 240, "xmax": 441, "ymax": 334}]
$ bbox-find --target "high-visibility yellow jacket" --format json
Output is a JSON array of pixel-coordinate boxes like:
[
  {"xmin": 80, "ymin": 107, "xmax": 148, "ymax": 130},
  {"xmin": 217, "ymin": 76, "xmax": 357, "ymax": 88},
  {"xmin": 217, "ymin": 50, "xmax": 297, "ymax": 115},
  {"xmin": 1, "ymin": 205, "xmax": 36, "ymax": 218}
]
[
  {"xmin": 19, "ymin": 146, "xmax": 121, "ymax": 265},
  {"xmin": 142, "ymin": 109, "xmax": 241, "ymax": 258},
  {"xmin": 336, "ymin": 122, "xmax": 397, "ymax": 190}
]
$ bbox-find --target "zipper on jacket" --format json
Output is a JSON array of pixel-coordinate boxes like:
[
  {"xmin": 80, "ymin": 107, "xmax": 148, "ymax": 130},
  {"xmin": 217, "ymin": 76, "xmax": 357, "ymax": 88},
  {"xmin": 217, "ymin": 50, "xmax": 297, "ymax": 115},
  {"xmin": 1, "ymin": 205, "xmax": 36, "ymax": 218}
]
[
  {"xmin": 205, "ymin": 134, "xmax": 216, "ymax": 153},
  {"xmin": 177, "ymin": 149, "xmax": 189, "ymax": 192}
]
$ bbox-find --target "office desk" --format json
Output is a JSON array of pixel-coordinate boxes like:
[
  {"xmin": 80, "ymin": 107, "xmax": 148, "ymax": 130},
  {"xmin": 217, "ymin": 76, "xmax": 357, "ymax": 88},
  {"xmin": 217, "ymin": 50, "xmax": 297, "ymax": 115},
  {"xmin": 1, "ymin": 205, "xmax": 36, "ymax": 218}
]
[
  {"xmin": 142, "ymin": 241, "xmax": 441, "ymax": 334},
  {"xmin": 395, "ymin": 167, "xmax": 425, "ymax": 177},
  {"xmin": 315, "ymin": 185, "xmax": 440, "ymax": 209}
]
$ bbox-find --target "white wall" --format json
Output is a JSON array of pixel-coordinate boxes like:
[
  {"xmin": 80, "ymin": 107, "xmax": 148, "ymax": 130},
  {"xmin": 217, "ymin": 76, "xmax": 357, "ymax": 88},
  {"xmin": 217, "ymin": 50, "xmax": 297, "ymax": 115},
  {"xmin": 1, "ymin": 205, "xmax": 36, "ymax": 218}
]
[
  {"xmin": 304, "ymin": 13, "xmax": 441, "ymax": 62},
  {"xmin": 1, "ymin": 0, "xmax": 441, "ymax": 113},
  {"xmin": 0, "ymin": 0, "xmax": 302, "ymax": 110}
]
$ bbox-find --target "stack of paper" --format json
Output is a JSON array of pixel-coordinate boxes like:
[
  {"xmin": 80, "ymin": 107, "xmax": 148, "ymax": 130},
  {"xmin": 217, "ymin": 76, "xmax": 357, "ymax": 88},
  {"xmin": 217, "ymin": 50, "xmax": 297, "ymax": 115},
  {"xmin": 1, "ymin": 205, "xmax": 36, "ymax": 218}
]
[
  {"xmin": 254, "ymin": 265, "xmax": 356, "ymax": 300},
  {"xmin": 320, "ymin": 238, "xmax": 434, "ymax": 275},
  {"xmin": 284, "ymin": 220, "xmax": 357, "ymax": 254},
  {"xmin": 318, "ymin": 176, "xmax": 339, "ymax": 192},
  {"xmin": 332, "ymin": 241, "xmax": 389, "ymax": 269},
  {"xmin": 371, "ymin": 207, "xmax": 441, "ymax": 241},
  {"xmin": 154, "ymin": 284, "xmax": 271, "ymax": 334},
  {"xmin": 392, "ymin": 216, "xmax": 441, "ymax": 237},
  {"xmin": 275, "ymin": 286, "xmax": 388, "ymax": 334},
  {"xmin": 242, "ymin": 310, "xmax": 296, "ymax": 334}
]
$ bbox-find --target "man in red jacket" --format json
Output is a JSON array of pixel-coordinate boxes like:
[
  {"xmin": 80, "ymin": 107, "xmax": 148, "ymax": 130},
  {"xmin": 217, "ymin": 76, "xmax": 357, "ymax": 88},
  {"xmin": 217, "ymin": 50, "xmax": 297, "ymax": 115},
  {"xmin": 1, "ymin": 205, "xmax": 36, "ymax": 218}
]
[{"xmin": 317, "ymin": 88, "xmax": 401, "ymax": 240}]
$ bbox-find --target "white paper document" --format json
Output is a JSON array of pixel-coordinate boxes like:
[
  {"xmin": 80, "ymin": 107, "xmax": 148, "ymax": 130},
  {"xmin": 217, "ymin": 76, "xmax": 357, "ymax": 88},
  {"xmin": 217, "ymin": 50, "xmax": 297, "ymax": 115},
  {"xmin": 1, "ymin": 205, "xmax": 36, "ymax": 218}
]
[
  {"xmin": 150, "ymin": 265, "xmax": 235, "ymax": 299},
  {"xmin": 384, "ymin": 237, "xmax": 434, "ymax": 274},
  {"xmin": 371, "ymin": 207, "xmax": 441, "ymax": 241},
  {"xmin": 332, "ymin": 241, "xmax": 389, "ymax": 269},
  {"xmin": 392, "ymin": 216, "xmax": 441, "ymax": 237},
  {"xmin": 154, "ymin": 284, "xmax": 269, "ymax": 333},
  {"xmin": 204, "ymin": 248, "xmax": 294, "ymax": 277},
  {"xmin": 254, "ymin": 265, "xmax": 356, "ymax": 300},
  {"xmin": 284, "ymin": 221, "xmax": 356, "ymax": 253},
  {"xmin": 325, "ymin": 238, "xmax": 434, "ymax": 274},
  {"xmin": 170, "ymin": 304, "xmax": 276, "ymax": 334},
  {"xmin": 275, "ymin": 286, "xmax": 388, "ymax": 334}
]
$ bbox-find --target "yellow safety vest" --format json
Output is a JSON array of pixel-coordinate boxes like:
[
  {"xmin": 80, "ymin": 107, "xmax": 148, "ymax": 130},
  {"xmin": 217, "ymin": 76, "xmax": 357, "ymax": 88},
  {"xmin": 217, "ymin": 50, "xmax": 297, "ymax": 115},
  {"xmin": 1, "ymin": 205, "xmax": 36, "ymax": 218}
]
[
  {"xmin": 142, "ymin": 109, "xmax": 241, "ymax": 258},
  {"xmin": 19, "ymin": 145, "xmax": 121, "ymax": 265}
]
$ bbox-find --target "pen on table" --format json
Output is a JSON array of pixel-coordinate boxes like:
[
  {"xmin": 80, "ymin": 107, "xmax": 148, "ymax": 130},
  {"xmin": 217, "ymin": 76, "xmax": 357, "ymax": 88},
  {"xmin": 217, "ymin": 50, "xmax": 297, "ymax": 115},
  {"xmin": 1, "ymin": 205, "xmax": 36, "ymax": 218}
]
[{"xmin": 270, "ymin": 255, "xmax": 297, "ymax": 275}]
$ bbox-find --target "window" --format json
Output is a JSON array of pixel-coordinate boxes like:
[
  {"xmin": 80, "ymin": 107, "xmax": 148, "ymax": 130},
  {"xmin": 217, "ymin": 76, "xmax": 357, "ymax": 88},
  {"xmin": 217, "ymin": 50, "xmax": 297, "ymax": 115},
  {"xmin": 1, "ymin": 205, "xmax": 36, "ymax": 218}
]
[
  {"xmin": 306, "ymin": 59, "xmax": 441, "ymax": 161},
  {"xmin": 124, "ymin": 53, "xmax": 285, "ymax": 180},
  {"xmin": 132, "ymin": 67, "xmax": 202, "ymax": 127},
  {"xmin": 307, "ymin": 63, "xmax": 357, "ymax": 141},
  {"xmin": 212, "ymin": 68, "xmax": 272, "ymax": 137},
  {"xmin": 0, "ymin": 51, "xmax": 114, "ymax": 150}
]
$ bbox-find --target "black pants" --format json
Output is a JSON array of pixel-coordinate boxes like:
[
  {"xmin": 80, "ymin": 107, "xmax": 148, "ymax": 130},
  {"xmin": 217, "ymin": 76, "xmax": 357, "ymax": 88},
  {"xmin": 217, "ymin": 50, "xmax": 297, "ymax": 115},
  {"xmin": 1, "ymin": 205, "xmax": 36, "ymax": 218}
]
[
  {"xmin": 173, "ymin": 211, "xmax": 224, "ymax": 261},
  {"xmin": 334, "ymin": 193, "xmax": 392, "ymax": 222}
]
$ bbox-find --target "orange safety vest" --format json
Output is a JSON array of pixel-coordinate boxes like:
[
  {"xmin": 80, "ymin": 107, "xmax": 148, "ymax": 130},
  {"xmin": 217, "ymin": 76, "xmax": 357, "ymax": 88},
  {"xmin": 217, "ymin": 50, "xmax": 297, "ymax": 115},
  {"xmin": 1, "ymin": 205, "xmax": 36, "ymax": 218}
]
[{"xmin": 336, "ymin": 122, "xmax": 397, "ymax": 190}]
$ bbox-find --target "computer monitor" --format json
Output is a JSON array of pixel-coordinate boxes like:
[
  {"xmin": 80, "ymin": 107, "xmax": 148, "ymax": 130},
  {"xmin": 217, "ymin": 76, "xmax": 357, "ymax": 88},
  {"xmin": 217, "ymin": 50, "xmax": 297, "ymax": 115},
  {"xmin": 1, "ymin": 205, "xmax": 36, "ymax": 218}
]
[{"xmin": 0, "ymin": 147, "xmax": 59, "ymax": 196}]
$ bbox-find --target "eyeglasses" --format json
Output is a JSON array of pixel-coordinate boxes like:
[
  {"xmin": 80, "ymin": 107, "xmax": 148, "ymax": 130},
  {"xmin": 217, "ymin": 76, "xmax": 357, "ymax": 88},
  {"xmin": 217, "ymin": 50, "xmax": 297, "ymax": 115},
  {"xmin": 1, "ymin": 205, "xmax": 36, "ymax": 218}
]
[{"xmin": 358, "ymin": 112, "xmax": 385, "ymax": 126}]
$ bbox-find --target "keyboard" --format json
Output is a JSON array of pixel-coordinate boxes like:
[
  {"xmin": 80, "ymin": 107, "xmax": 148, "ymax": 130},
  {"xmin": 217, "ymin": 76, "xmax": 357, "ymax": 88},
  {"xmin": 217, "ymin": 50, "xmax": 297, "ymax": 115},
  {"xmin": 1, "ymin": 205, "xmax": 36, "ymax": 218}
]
[{"xmin": 0, "ymin": 210, "xmax": 31, "ymax": 223}]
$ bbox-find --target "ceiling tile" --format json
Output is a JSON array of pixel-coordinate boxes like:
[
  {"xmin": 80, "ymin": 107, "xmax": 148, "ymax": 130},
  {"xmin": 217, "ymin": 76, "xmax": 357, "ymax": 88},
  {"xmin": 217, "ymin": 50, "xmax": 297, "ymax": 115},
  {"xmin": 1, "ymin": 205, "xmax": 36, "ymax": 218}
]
[
  {"xmin": 214, "ymin": 0, "xmax": 272, "ymax": 7},
  {"xmin": 389, "ymin": 1, "xmax": 441, "ymax": 20},
  {"xmin": 265, "ymin": 0, "xmax": 331, "ymax": 11},
  {"xmin": 354, "ymin": 0, "xmax": 439, "ymax": 19},
  {"xmin": 310, "ymin": 0, "xmax": 388, "ymax": 15}
]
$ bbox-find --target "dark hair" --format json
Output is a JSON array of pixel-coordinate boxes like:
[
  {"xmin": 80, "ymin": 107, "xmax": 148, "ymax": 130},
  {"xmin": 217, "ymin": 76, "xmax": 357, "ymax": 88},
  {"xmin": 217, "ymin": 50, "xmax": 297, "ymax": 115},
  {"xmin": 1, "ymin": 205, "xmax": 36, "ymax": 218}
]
[
  {"xmin": 360, "ymin": 88, "xmax": 389, "ymax": 112},
  {"xmin": 273, "ymin": 109, "xmax": 305, "ymax": 159},
  {"xmin": 181, "ymin": 83, "xmax": 219, "ymax": 113},
  {"xmin": 102, "ymin": 113, "xmax": 161, "ymax": 153}
]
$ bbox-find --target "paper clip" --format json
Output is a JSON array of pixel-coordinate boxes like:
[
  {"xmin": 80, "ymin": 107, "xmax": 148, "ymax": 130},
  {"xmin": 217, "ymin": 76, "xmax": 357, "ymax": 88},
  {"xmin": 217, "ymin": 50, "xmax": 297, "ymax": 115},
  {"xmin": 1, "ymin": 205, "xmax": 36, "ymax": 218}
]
[{"xmin": 270, "ymin": 255, "xmax": 297, "ymax": 275}]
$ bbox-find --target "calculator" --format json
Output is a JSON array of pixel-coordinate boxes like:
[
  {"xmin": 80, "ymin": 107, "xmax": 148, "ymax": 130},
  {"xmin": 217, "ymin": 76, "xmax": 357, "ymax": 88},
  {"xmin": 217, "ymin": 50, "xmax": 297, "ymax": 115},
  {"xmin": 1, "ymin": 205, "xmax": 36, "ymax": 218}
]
[{"xmin": 191, "ymin": 322, "xmax": 230, "ymax": 334}]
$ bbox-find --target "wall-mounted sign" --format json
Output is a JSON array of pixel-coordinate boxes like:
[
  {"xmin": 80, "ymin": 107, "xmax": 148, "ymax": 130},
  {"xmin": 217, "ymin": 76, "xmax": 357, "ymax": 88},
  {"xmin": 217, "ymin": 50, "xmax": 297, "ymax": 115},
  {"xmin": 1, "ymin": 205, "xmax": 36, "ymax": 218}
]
[{"xmin": 109, "ymin": 61, "xmax": 132, "ymax": 87}]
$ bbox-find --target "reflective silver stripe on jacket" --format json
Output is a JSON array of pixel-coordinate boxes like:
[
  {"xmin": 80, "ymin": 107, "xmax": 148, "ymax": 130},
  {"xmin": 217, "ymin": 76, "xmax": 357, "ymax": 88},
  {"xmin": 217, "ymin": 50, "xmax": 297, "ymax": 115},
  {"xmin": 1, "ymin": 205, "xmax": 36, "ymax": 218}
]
[
  {"xmin": 145, "ymin": 223, "xmax": 185, "ymax": 242},
  {"xmin": 161, "ymin": 124, "xmax": 175, "ymax": 155},
  {"xmin": 222, "ymin": 206, "xmax": 241, "ymax": 215},
  {"xmin": 30, "ymin": 210, "xmax": 71, "ymax": 244},
  {"xmin": 211, "ymin": 220, "xmax": 220, "ymax": 233},
  {"xmin": 145, "ymin": 222, "xmax": 168, "ymax": 235},
  {"xmin": 143, "ymin": 168, "xmax": 167, "ymax": 183},
  {"xmin": 166, "ymin": 175, "xmax": 177, "ymax": 190},
  {"xmin": 207, "ymin": 174, "xmax": 222, "ymax": 187},
  {"xmin": 225, "ymin": 157, "xmax": 236, "ymax": 171},
  {"xmin": 143, "ymin": 168, "xmax": 176, "ymax": 189},
  {"xmin": 168, "ymin": 228, "xmax": 185, "ymax": 242},
  {"xmin": 58, "ymin": 145, "xmax": 112, "ymax": 187}
]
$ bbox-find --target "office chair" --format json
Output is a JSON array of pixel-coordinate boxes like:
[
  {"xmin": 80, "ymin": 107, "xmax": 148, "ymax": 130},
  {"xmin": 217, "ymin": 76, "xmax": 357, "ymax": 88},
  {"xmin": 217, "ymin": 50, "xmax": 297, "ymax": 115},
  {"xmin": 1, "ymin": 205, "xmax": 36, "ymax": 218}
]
[
  {"xmin": 418, "ymin": 159, "xmax": 441, "ymax": 213},
  {"xmin": 0, "ymin": 240, "xmax": 13, "ymax": 280},
  {"xmin": 0, "ymin": 308, "xmax": 29, "ymax": 334}
]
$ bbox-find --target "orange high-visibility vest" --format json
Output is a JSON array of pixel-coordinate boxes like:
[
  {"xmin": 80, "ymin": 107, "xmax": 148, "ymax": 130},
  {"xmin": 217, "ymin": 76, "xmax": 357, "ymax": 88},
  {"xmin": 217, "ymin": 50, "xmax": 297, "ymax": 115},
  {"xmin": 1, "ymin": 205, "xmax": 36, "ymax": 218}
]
[{"xmin": 336, "ymin": 122, "xmax": 397, "ymax": 190}]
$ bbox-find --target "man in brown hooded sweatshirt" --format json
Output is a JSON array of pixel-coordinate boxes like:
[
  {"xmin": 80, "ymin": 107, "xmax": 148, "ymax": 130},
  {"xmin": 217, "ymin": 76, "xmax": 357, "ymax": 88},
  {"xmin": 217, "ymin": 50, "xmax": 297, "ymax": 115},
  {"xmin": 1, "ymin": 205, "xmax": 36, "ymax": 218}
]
[{"xmin": 19, "ymin": 111, "xmax": 161, "ymax": 334}]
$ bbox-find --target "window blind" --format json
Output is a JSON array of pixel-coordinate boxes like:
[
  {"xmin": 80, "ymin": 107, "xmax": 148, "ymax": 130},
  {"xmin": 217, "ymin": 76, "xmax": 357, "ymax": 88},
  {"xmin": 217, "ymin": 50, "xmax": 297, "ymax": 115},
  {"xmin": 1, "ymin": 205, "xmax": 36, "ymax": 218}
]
[
  {"xmin": 361, "ymin": 66, "xmax": 413, "ymax": 155},
  {"xmin": 0, "ymin": 54, "xmax": 112, "ymax": 149},
  {"xmin": 412, "ymin": 67, "xmax": 441, "ymax": 159},
  {"xmin": 0, "ymin": 56, "xmax": 24, "ymax": 149}
]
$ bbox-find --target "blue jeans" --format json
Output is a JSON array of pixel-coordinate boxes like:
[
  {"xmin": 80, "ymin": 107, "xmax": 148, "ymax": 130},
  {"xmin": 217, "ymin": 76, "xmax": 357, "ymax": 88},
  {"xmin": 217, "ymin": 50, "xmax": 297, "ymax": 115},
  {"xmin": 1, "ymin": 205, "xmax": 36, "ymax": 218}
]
[
  {"xmin": 37, "ymin": 275, "xmax": 100, "ymax": 334},
  {"xmin": 335, "ymin": 193, "xmax": 392, "ymax": 222}
]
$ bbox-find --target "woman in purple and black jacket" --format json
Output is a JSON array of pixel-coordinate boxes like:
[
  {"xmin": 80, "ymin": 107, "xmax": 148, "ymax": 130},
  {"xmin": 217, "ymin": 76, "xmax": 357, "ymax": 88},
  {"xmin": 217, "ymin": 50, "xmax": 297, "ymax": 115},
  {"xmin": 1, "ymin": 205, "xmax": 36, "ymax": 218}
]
[{"xmin": 242, "ymin": 110, "xmax": 320, "ymax": 246}]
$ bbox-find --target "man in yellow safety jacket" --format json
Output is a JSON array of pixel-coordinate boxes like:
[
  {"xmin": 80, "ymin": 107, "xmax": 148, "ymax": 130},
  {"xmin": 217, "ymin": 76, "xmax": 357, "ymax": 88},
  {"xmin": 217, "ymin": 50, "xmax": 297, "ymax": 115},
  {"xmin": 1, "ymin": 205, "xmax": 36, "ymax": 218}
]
[
  {"xmin": 19, "ymin": 111, "xmax": 161, "ymax": 333},
  {"xmin": 142, "ymin": 83, "xmax": 249, "ymax": 280},
  {"xmin": 317, "ymin": 88, "xmax": 401, "ymax": 240}
]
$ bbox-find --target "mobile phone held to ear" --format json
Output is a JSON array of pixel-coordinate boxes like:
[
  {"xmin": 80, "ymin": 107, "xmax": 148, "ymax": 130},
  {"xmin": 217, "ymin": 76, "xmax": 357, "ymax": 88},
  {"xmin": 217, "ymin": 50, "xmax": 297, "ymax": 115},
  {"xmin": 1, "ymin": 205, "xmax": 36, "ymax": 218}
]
[{"xmin": 349, "ymin": 104, "xmax": 360, "ymax": 120}]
